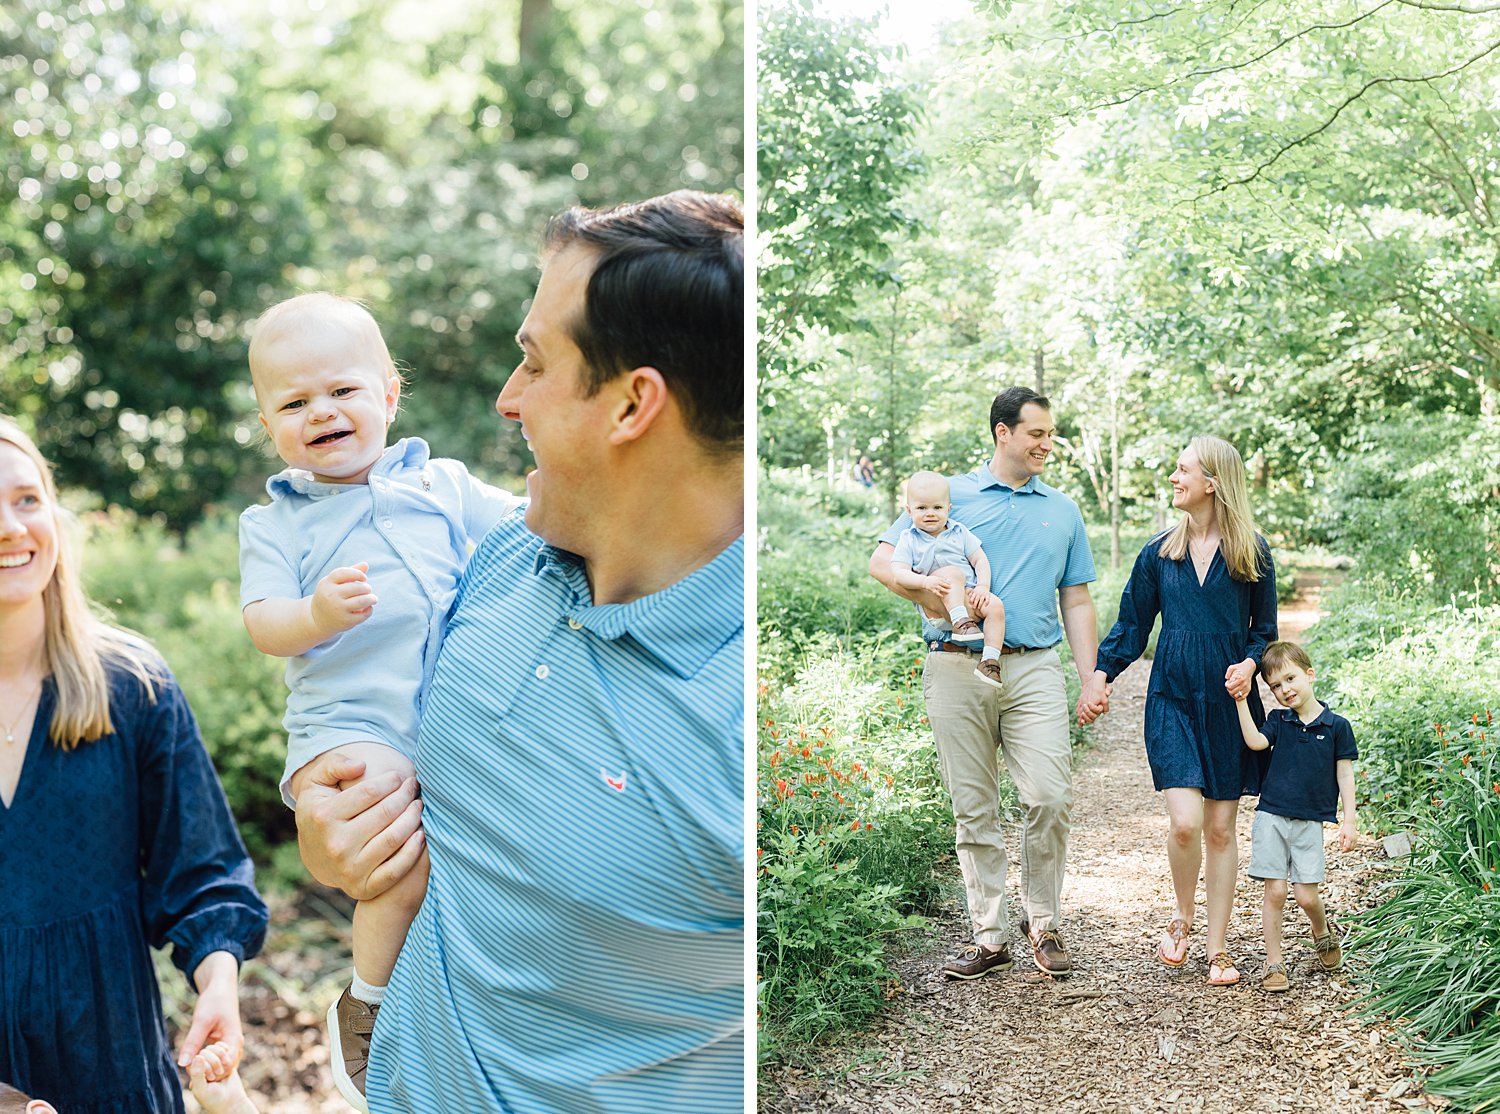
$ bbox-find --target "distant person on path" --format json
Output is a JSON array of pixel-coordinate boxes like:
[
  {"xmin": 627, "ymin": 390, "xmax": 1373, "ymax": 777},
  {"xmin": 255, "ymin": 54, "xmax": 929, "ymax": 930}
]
[
  {"xmin": 853, "ymin": 453, "xmax": 875, "ymax": 487},
  {"xmin": 238, "ymin": 293, "xmax": 523, "ymax": 1111},
  {"xmin": 1234, "ymin": 640, "xmax": 1358, "ymax": 993},
  {"xmin": 291, "ymin": 191, "xmax": 745, "ymax": 1113},
  {"xmin": 1082, "ymin": 435, "xmax": 1277, "ymax": 986},
  {"xmin": 870, "ymin": 387, "xmax": 1104, "ymax": 980},
  {"xmin": 887, "ymin": 469, "xmax": 1007, "ymax": 689},
  {"xmin": 0, "ymin": 418, "xmax": 267, "ymax": 1114}
]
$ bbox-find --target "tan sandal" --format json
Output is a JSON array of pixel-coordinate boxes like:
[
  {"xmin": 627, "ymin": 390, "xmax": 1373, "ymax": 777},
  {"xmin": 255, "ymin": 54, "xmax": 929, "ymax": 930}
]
[
  {"xmin": 1207, "ymin": 951, "xmax": 1241, "ymax": 986},
  {"xmin": 1157, "ymin": 917, "xmax": 1190, "ymax": 967},
  {"xmin": 1261, "ymin": 962, "xmax": 1289, "ymax": 993}
]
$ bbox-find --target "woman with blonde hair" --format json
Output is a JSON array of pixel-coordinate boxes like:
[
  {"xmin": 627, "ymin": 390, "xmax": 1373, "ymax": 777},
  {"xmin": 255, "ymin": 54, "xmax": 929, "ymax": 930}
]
[
  {"xmin": 0, "ymin": 416, "xmax": 267, "ymax": 1113},
  {"xmin": 1080, "ymin": 435, "xmax": 1277, "ymax": 986}
]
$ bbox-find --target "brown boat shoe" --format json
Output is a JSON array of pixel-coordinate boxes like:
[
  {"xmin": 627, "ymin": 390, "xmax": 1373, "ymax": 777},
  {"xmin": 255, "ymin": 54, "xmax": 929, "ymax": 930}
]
[{"xmin": 1020, "ymin": 918, "xmax": 1073, "ymax": 977}]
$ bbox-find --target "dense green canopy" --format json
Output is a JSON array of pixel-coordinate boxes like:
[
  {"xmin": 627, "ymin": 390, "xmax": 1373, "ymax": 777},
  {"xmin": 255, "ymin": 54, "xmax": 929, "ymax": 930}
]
[
  {"xmin": 758, "ymin": 0, "xmax": 1496, "ymax": 593},
  {"xmin": 2, "ymin": 0, "xmax": 743, "ymax": 528}
]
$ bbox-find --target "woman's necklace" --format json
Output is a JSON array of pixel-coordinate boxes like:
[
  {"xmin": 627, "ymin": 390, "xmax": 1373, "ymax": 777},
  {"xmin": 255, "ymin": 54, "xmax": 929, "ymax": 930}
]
[{"xmin": 2, "ymin": 680, "xmax": 41, "ymax": 745}]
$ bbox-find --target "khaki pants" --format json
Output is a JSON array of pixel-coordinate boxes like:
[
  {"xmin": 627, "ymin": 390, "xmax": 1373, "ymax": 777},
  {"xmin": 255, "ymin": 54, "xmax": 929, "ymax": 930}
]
[{"xmin": 922, "ymin": 647, "xmax": 1072, "ymax": 947}]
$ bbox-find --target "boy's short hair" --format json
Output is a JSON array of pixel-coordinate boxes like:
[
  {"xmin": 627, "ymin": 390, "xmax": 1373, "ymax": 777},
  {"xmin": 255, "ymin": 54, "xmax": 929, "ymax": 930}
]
[
  {"xmin": 248, "ymin": 292, "xmax": 399, "ymax": 404},
  {"xmin": 0, "ymin": 1082, "xmax": 32, "ymax": 1113},
  {"xmin": 1260, "ymin": 640, "xmax": 1314, "ymax": 678},
  {"xmin": 904, "ymin": 470, "xmax": 949, "ymax": 504}
]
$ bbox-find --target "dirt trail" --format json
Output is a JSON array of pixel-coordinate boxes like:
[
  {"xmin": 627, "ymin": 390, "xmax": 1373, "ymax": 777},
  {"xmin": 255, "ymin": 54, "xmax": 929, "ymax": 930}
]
[{"xmin": 761, "ymin": 580, "xmax": 1437, "ymax": 1114}]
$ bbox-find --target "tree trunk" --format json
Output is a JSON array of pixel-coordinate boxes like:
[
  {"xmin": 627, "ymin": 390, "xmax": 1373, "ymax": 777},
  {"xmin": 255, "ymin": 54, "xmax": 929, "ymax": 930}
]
[
  {"xmin": 1110, "ymin": 382, "xmax": 1120, "ymax": 570},
  {"xmin": 885, "ymin": 284, "xmax": 902, "ymax": 522},
  {"xmin": 519, "ymin": 0, "xmax": 551, "ymax": 66},
  {"xmin": 1034, "ymin": 348, "xmax": 1045, "ymax": 395}
]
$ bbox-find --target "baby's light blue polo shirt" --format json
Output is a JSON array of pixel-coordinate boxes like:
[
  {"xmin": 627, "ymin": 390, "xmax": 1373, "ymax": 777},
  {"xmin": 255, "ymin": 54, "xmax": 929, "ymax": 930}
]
[
  {"xmin": 891, "ymin": 520, "xmax": 982, "ymax": 583},
  {"xmin": 367, "ymin": 515, "xmax": 745, "ymax": 1114},
  {"xmin": 881, "ymin": 466, "xmax": 1095, "ymax": 648},
  {"xmin": 238, "ymin": 437, "xmax": 523, "ymax": 803}
]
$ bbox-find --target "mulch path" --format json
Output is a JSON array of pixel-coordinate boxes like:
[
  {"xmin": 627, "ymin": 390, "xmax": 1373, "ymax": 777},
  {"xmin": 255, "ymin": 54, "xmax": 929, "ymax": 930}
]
[{"xmin": 759, "ymin": 585, "xmax": 1440, "ymax": 1114}]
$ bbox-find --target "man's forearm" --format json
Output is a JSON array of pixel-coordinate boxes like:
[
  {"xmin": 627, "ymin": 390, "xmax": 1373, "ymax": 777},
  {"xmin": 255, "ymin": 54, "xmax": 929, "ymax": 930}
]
[
  {"xmin": 869, "ymin": 544, "xmax": 925, "ymax": 603},
  {"xmin": 1059, "ymin": 592, "xmax": 1098, "ymax": 681}
]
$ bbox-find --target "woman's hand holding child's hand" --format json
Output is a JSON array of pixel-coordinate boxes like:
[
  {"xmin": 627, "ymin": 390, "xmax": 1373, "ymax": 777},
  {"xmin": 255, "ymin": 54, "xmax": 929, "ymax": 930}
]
[
  {"xmin": 312, "ymin": 563, "xmax": 377, "ymax": 636},
  {"xmin": 1223, "ymin": 658, "xmax": 1256, "ymax": 702}
]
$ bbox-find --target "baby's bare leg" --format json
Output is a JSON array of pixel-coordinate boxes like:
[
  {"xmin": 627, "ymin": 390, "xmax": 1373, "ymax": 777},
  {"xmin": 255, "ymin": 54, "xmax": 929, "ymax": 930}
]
[
  {"xmin": 973, "ymin": 591, "xmax": 1005, "ymax": 650},
  {"xmin": 291, "ymin": 742, "xmax": 427, "ymax": 988},
  {"xmin": 928, "ymin": 566, "xmax": 970, "ymax": 613}
]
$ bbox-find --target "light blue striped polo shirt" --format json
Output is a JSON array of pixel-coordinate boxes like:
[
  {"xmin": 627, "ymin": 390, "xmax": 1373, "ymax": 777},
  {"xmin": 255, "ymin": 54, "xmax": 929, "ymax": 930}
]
[
  {"xmin": 367, "ymin": 513, "xmax": 745, "ymax": 1114},
  {"xmin": 881, "ymin": 466, "xmax": 1095, "ymax": 648}
]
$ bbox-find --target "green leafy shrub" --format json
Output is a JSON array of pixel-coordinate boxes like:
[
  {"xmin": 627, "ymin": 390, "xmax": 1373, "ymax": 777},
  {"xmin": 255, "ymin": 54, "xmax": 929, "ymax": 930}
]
[
  {"xmin": 1348, "ymin": 714, "xmax": 1500, "ymax": 1110},
  {"xmin": 1302, "ymin": 585, "xmax": 1500, "ymax": 832},
  {"xmin": 1318, "ymin": 413, "xmax": 1499, "ymax": 603},
  {"xmin": 81, "ymin": 509, "xmax": 294, "ymax": 865},
  {"xmin": 755, "ymin": 649, "xmax": 953, "ymax": 1056}
]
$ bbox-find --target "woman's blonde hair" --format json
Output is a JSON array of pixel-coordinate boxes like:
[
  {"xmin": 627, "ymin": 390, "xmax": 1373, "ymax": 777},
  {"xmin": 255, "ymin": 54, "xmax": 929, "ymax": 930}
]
[
  {"xmin": 0, "ymin": 416, "xmax": 161, "ymax": 748},
  {"xmin": 1159, "ymin": 435, "xmax": 1266, "ymax": 582}
]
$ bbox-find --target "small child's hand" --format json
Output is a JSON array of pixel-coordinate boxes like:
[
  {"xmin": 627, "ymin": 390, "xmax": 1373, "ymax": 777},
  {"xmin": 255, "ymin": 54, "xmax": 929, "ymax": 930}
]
[
  {"xmin": 312, "ymin": 563, "xmax": 377, "ymax": 636},
  {"xmin": 1339, "ymin": 819, "xmax": 1359, "ymax": 852},
  {"xmin": 188, "ymin": 1042, "xmax": 257, "ymax": 1114},
  {"xmin": 190, "ymin": 1040, "xmax": 236, "ymax": 1084}
]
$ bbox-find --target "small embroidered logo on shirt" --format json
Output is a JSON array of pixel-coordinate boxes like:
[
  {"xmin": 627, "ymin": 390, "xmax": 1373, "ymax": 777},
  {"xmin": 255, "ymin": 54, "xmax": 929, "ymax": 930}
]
[{"xmin": 602, "ymin": 768, "xmax": 627, "ymax": 792}]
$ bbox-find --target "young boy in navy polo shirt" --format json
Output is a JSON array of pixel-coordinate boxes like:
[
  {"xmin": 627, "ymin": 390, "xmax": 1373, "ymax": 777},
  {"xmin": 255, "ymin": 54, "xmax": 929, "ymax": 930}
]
[{"xmin": 1234, "ymin": 640, "xmax": 1359, "ymax": 993}]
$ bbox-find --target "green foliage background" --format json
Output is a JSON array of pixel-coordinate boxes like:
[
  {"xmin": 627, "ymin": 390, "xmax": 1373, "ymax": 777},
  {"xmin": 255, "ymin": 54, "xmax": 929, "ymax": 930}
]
[{"xmin": 3, "ymin": 0, "xmax": 744, "ymax": 528}]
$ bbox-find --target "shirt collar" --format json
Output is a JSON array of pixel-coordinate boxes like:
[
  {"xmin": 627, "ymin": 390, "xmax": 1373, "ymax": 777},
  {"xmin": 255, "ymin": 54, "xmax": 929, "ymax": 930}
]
[
  {"xmin": 1301, "ymin": 701, "xmax": 1336, "ymax": 728},
  {"xmin": 975, "ymin": 467, "xmax": 1042, "ymax": 496},
  {"xmin": 534, "ymin": 536, "xmax": 745, "ymax": 679},
  {"xmin": 265, "ymin": 437, "xmax": 429, "ymax": 498}
]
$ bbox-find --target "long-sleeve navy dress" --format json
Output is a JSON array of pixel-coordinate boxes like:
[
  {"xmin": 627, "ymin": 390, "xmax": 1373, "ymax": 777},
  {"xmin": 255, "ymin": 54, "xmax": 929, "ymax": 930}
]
[
  {"xmin": 1096, "ymin": 533, "xmax": 1278, "ymax": 800},
  {"xmin": 0, "ymin": 660, "xmax": 268, "ymax": 1114}
]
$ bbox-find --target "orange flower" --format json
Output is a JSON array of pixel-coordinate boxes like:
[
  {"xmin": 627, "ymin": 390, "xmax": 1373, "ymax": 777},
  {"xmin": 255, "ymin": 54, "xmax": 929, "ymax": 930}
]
[
  {"xmin": 1464, "ymin": 754, "xmax": 1471, "ymax": 766},
  {"xmin": 801, "ymin": 746, "xmax": 811, "ymax": 759},
  {"xmin": 851, "ymin": 820, "xmax": 861, "ymax": 830}
]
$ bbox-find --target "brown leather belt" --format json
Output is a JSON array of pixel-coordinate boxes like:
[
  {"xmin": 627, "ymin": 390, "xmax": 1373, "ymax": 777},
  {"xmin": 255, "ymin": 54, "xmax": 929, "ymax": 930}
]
[{"xmin": 928, "ymin": 641, "xmax": 1052, "ymax": 655}]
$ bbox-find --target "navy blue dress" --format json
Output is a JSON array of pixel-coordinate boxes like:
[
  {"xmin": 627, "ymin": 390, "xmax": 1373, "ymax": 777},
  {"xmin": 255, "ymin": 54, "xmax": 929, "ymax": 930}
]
[
  {"xmin": 0, "ymin": 660, "xmax": 267, "ymax": 1114},
  {"xmin": 1096, "ymin": 534, "xmax": 1278, "ymax": 800}
]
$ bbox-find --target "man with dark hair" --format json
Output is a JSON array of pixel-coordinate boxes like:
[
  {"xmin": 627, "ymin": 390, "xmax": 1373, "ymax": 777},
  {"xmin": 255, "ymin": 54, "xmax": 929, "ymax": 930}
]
[
  {"xmin": 871, "ymin": 386, "xmax": 1106, "ymax": 980},
  {"xmin": 294, "ymin": 191, "xmax": 745, "ymax": 1113}
]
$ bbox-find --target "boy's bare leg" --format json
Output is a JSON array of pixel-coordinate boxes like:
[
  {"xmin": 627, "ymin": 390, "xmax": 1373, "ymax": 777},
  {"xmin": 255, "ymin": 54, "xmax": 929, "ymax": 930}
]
[
  {"xmin": 974, "ymin": 593, "xmax": 1005, "ymax": 652},
  {"xmin": 928, "ymin": 566, "xmax": 972, "ymax": 623},
  {"xmin": 915, "ymin": 567, "xmax": 976, "ymax": 632},
  {"xmin": 1292, "ymin": 882, "xmax": 1329, "ymax": 938},
  {"xmin": 1263, "ymin": 878, "xmax": 1288, "ymax": 966},
  {"xmin": 291, "ymin": 742, "xmax": 427, "ymax": 989}
]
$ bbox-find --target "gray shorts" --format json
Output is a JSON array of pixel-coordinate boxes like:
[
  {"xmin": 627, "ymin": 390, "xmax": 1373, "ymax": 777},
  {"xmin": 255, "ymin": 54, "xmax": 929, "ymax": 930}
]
[{"xmin": 1248, "ymin": 810, "xmax": 1326, "ymax": 884}]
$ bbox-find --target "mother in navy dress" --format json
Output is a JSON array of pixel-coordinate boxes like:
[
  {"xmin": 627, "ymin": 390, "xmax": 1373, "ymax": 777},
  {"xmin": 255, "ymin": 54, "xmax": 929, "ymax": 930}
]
[
  {"xmin": 0, "ymin": 417, "xmax": 267, "ymax": 1113},
  {"xmin": 1078, "ymin": 435, "xmax": 1276, "ymax": 987}
]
